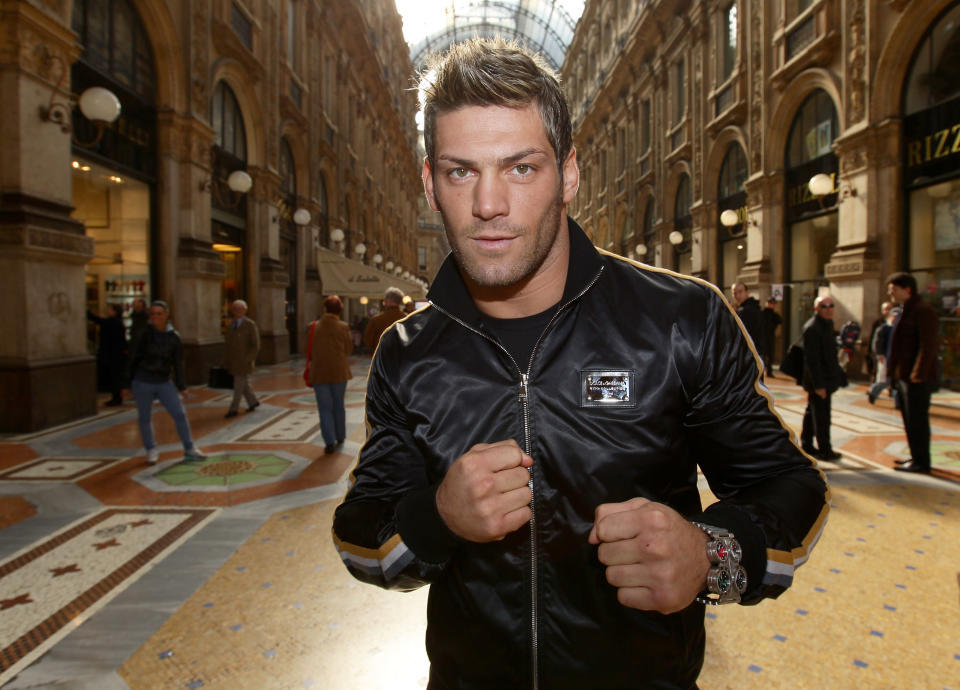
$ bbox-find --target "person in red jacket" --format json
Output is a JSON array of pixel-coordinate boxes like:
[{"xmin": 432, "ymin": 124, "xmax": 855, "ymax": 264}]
[{"xmin": 887, "ymin": 272, "xmax": 940, "ymax": 473}]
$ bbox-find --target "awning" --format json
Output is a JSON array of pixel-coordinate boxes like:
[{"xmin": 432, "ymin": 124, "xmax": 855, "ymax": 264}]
[{"xmin": 316, "ymin": 247, "xmax": 426, "ymax": 299}]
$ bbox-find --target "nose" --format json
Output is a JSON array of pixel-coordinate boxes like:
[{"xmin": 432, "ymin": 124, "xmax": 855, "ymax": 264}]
[{"xmin": 472, "ymin": 172, "xmax": 509, "ymax": 221}]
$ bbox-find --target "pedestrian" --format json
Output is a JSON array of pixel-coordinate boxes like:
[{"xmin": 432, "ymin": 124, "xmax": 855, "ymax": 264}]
[
  {"xmin": 223, "ymin": 299, "xmax": 261, "ymax": 418},
  {"xmin": 332, "ymin": 38, "xmax": 828, "ymax": 689},
  {"xmin": 867, "ymin": 301, "xmax": 894, "ymax": 404},
  {"xmin": 305, "ymin": 295, "xmax": 353, "ymax": 454},
  {"xmin": 761, "ymin": 297, "xmax": 782, "ymax": 377},
  {"xmin": 732, "ymin": 282, "xmax": 767, "ymax": 358},
  {"xmin": 800, "ymin": 296, "xmax": 845, "ymax": 461},
  {"xmin": 363, "ymin": 286, "xmax": 405, "ymax": 350},
  {"xmin": 887, "ymin": 273, "xmax": 939, "ymax": 473},
  {"xmin": 129, "ymin": 297, "xmax": 148, "ymax": 347},
  {"xmin": 87, "ymin": 303, "xmax": 127, "ymax": 406},
  {"xmin": 126, "ymin": 300, "xmax": 207, "ymax": 465}
]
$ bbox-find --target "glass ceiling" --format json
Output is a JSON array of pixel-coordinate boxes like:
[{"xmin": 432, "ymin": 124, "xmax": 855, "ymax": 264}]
[{"xmin": 396, "ymin": 0, "xmax": 586, "ymax": 71}]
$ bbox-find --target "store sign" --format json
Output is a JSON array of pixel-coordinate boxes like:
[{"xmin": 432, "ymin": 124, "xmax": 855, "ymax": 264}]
[
  {"xmin": 903, "ymin": 96, "xmax": 960, "ymax": 186},
  {"xmin": 785, "ymin": 156, "xmax": 838, "ymax": 220}
]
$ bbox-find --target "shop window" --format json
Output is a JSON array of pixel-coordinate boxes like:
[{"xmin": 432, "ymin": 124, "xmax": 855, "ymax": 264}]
[
  {"xmin": 717, "ymin": 143, "xmax": 748, "ymax": 288},
  {"xmin": 673, "ymin": 174, "xmax": 692, "ymax": 274}
]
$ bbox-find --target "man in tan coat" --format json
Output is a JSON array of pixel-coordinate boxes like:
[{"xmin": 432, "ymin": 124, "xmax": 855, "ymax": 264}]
[
  {"xmin": 224, "ymin": 299, "xmax": 261, "ymax": 418},
  {"xmin": 363, "ymin": 286, "xmax": 406, "ymax": 350}
]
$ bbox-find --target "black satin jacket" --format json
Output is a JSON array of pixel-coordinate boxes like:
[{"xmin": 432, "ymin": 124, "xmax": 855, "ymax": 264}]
[{"xmin": 333, "ymin": 219, "xmax": 829, "ymax": 690}]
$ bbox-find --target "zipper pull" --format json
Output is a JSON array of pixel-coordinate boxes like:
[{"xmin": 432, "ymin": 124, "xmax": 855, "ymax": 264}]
[{"xmin": 519, "ymin": 373, "xmax": 528, "ymax": 403}]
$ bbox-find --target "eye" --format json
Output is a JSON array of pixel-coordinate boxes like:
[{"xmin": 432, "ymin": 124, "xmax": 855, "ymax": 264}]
[
  {"xmin": 514, "ymin": 163, "xmax": 532, "ymax": 175},
  {"xmin": 450, "ymin": 167, "xmax": 470, "ymax": 179}
]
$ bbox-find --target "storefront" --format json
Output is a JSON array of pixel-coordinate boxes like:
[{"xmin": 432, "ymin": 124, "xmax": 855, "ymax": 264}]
[
  {"xmin": 901, "ymin": 1, "xmax": 960, "ymax": 386},
  {"xmin": 784, "ymin": 89, "xmax": 840, "ymax": 344},
  {"xmin": 70, "ymin": 0, "xmax": 157, "ymax": 346}
]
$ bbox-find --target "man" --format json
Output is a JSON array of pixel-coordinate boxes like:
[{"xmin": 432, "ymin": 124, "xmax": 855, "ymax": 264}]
[
  {"xmin": 332, "ymin": 38, "xmax": 828, "ymax": 689},
  {"xmin": 800, "ymin": 296, "xmax": 845, "ymax": 461},
  {"xmin": 887, "ymin": 273, "xmax": 939, "ymax": 473},
  {"xmin": 129, "ymin": 297, "xmax": 149, "ymax": 347},
  {"xmin": 867, "ymin": 301, "xmax": 895, "ymax": 404},
  {"xmin": 223, "ymin": 299, "xmax": 260, "ymax": 418},
  {"xmin": 363, "ymin": 286, "xmax": 406, "ymax": 349},
  {"xmin": 732, "ymin": 282, "xmax": 766, "ymax": 357},
  {"xmin": 761, "ymin": 297, "xmax": 783, "ymax": 378}
]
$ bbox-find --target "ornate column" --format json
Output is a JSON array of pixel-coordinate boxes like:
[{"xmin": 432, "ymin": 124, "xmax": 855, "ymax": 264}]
[
  {"xmin": 249, "ymin": 167, "xmax": 289, "ymax": 363},
  {"xmin": 0, "ymin": 3, "xmax": 96, "ymax": 431}
]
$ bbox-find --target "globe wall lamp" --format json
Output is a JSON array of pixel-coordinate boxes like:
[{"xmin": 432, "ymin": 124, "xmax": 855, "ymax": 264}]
[
  {"xmin": 293, "ymin": 208, "xmax": 312, "ymax": 226},
  {"xmin": 634, "ymin": 244, "xmax": 648, "ymax": 257},
  {"xmin": 384, "ymin": 260, "xmax": 395, "ymax": 271},
  {"xmin": 354, "ymin": 242, "xmax": 367, "ymax": 257},
  {"xmin": 36, "ymin": 46, "xmax": 121, "ymax": 147},
  {"xmin": 808, "ymin": 173, "xmax": 857, "ymax": 206},
  {"xmin": 372, "ymin": 253, "xmax": 384, "ymax": 265},
  {"xmin": 719, "ymin": 209, "xmax": 756, "ymax": 238},
  {"xmin": 668, "ymin": 230, "xmax": 684, "ymax": 246}
]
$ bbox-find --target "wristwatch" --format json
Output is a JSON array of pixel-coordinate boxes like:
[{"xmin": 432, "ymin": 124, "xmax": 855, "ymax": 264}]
[{"xmin": 692, "ymin": 522, "xmax": 747, "ymax": 605}]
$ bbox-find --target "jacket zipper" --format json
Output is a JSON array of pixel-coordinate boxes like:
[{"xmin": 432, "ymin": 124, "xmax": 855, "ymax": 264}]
[{"xmin": 429, "ymin": 265, "xmax": 604, "ymax": 690}]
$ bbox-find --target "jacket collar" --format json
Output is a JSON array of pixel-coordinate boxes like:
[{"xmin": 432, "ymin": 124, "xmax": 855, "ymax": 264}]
[{"xmin": 426, "ymin": 217, "xmax": 602, "ymax": 328}]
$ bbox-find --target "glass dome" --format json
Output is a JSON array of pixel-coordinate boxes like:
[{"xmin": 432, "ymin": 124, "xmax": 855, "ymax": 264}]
[{"xmin": 397, "ymin": 0, "xmax": 585, "ymax": 71}]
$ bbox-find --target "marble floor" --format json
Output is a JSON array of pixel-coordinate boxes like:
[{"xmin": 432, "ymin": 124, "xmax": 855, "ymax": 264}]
[{"xmin": 0, "ymin": 356, "xmax": 958, "ymax": 689}]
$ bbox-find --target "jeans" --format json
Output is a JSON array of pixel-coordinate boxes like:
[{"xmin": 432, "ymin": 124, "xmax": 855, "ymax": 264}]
[
  {"xmin": 313, "ymin": 382, "xmax": 347, "ymax": 446},
  {"xmin": 132, "ymin": 379, "xmax": 195, "ymax": 451}
]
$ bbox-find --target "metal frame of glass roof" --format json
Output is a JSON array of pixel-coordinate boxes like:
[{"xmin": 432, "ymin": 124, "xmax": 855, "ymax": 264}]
[{"xmin": 403, "ymin": 0, "xmax": 585, "ymax": 71}]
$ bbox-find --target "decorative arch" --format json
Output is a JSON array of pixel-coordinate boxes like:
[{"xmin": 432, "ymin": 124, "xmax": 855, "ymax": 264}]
[
  {"xmin": 279, "ymin": 120, "xmax": 309, "ymax": 199},
  {"xmin": 704, "ymin": 126, "xmax": 749, "ymax": 202},
  {"xmin": 872, "ymin": 0, "xmax": 959, "ymax": 120},
  {"xmin": 211, "ymin": 59, "xmax": 266, "ymax": 167},
  {"xmin": 130, "ymin": 0, "xmax": 185, "ymax": 111},
  {"xmin": 663, "ymin": 160, "xmax": 693, "ymax": 221},
  {"xmin": 765, "ymin": 69, "xmax": 843, "ymax": 171}
]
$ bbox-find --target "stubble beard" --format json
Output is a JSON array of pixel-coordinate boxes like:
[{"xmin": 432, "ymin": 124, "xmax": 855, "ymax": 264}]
[{"xmin": 438, "ymin": 186, "xmax": 565, "ymax": 289}]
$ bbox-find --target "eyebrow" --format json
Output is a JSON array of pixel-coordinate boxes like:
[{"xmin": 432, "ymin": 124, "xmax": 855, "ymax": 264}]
[{"xmin": 437, "ymin": 148, "xmax": 550, "ymax": 168}]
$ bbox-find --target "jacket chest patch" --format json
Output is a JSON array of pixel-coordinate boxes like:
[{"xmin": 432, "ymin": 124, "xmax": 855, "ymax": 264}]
[{"xmin": 580, "ymin": 370, "xmax": 636, "ymax": 407}]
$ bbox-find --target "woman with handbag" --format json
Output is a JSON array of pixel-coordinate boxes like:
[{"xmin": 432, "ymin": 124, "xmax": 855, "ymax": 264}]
[{"xmin": 304, "ymin": 295, "xmax": 353, "ymax": 454}]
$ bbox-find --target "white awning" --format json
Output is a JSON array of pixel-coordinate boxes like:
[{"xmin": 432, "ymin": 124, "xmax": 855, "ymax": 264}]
[{"xmin": 316, "ymin": 247, "xmax": 426, "ymax": 299}]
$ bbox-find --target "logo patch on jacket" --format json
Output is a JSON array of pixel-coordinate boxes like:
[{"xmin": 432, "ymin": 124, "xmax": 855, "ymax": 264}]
[{"xmin": 580, "ymin": 370, "xmax": 635, "ymax": 407}]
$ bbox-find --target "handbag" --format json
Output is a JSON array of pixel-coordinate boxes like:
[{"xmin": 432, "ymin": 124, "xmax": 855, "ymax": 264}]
[
  {"xmin": 303, "ymin": 321, "xmax": 316, "ymax": 388},
  {"xmin": 208, "ymin": 366, "xmax": 234, "ymax": 389},
  {"xmin": 779, "ymin": 343, "xmax": 804, "ymax": 384}
]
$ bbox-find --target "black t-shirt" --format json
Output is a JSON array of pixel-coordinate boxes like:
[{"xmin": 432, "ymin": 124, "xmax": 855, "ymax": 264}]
[{"xmin": 483, "ymin": 302, "xmax": 560, "ymax": 374}]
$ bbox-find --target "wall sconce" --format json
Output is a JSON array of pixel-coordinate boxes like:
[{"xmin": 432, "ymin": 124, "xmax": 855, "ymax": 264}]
[
  {"xmin": 354, "ymin": 242, "xmax": 367, "ymax": 258},
  {"xmin": 634, "ymin": 244, "xmax": 648, "ymax": 257},
  {"xmin": 200, "ymin": 167, "xmax": 252, "ymax": 208},
  {"xmin": 329, "ymin": 228, "xmax": 345, "ymax": 253},
  {"xmin": 668, "ymin": 230, "xmax": 684, "ymax": 245},
  {"xmin": 372, "ymin": 253, "xmax": 383, "ymax": 265},
  {"xmin": 808, "ymin": 173, "xmax": 857, "ymax": 206},
  {"xmin": 394, "ymin": 265, "xmax": 403, "ymax": 276},
  {"xmin": 384, "ymin": 260, "xmax": 394, "ymax": 271},
  {"xmin": 719, "ymin": 209, "xmax": 757, "ymax": 238},
  {"xmin": 359, "ymin": 296, "xmax": 369, "ymax": 305},
  {"xmin": 293, "ymin": 208, "xmax": 311, "ymax": 226},
  {"xmin": 36, "ymin": 46, "xmax": 121, "ymax": 147},
  {"xmin": 402, "ymin": 270, "xmax": 411, "ymax": 279}
]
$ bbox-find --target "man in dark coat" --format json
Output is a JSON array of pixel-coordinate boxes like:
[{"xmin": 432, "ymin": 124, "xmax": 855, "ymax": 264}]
[
  {"xmin": 732, "ymin": 282, "xmax": 766, "ymax": 359},
  {"xmin": 800, "ymin": 296, "xmax": 845, "ymax": 461},
  {"xmin": 363, "ymin": 287, "xmax": 406, "ymax": 350},
  {"xmin": 87, "ymin": 304, "xmax": 127, "ymax": 406},
  {"xmin": 761, "ymin": 298, "xmax": 782, "ymax": 377},
  {"xmin": 887, "ymin": 273, "xmax": 940, "ymax": 473}
]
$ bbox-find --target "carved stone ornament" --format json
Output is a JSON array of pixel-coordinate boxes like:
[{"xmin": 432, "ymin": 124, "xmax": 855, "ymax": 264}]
[
  {"xmin": 847, "ymin": 0, "xmax": 867, "ymax": 126},
  {"xmin": 192, "ymin": 0, "xmax": 210, "ymax": 113},
  {"xmin": 750, "ymin": 3, "xmax": 763, "ymax": 173}
]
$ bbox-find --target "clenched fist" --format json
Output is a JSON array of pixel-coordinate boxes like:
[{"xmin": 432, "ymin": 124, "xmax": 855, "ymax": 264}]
[
  {"xmin": 588, "ymin": 497, "xmax": 711, "ymax": 614},
  {"xmin": 436, "ymin": 439, "xmax": 534, "ymax": 542}
]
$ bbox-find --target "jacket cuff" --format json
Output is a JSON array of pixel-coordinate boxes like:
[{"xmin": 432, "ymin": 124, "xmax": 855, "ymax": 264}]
[
  {"xmin": 396, "ymin": 484, "xmax": 464, "ymax": 564},
  {"xmin": 693, "ymin": 503, "xmax": 766, "ymax": 602}
]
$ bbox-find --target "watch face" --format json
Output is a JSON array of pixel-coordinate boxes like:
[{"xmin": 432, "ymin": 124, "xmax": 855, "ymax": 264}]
[
  {"xmin": 735, "ymin": 567, "xmax": 747, "ymax": 593},
  {"xmin": 716, "ymin": 542, "xmax": 728, "ymax": 560},
  {"xmin": 730, "ymin": 540, "xmax": 742, "ymax": 562},
  {"xmin": 717, "ymin": 568, "xmax": 731, "ymax": 593}
]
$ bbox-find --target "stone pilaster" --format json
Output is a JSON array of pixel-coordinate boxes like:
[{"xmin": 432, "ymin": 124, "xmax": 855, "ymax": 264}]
[{"xmin": 0, "ymin": 3, "xmax": 97, "ymax": 431}]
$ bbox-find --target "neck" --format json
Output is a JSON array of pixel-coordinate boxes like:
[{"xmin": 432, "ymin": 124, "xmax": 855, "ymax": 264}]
[{"xmin": 468, "ymin": 220, "xmax": 570, "ymax": 320}]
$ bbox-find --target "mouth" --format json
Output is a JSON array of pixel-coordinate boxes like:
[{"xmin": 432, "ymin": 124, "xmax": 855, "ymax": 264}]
[{"xmin": 471, "ymin": 235, "xmax": 517, "ymax": 252}]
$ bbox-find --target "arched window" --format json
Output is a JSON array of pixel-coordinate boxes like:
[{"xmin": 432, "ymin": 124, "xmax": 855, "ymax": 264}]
[
  {"xmin": 674, "ymin": 174, "xmax": 692, "ymax": 223},
  {"xmin": 72, "ymin": 0, "xmax": 155, "ymax": 103},
  {"xmin": 279, "ymin": 138, "xmax": 296, "ymax": 197},
  {"xmin": 673, "ymin": 173, "xmax": 692, "ymax": 273},
  {"xmin": 903, "ymin": 3, "xmax": 960, "ymax": 114},
  {"xmin": 718, "ymin": 143, "xmax": 748, "ymax": 199},
  {"xmin": 212, "ymin": 82, "xmax": 247, "ymax": 161},
  {"xmin": 718, "ymin": 142, "xmax": 749, "ymax": 289},
  {"xmin": 786, "ymin": 89, "xmax": 838, "ymax": 168}
]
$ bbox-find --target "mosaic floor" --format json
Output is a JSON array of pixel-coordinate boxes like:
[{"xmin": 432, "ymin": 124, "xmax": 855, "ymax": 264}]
[{"xmin": 1, "ymin": 358, "xmax": 958, "ymax": 689}]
